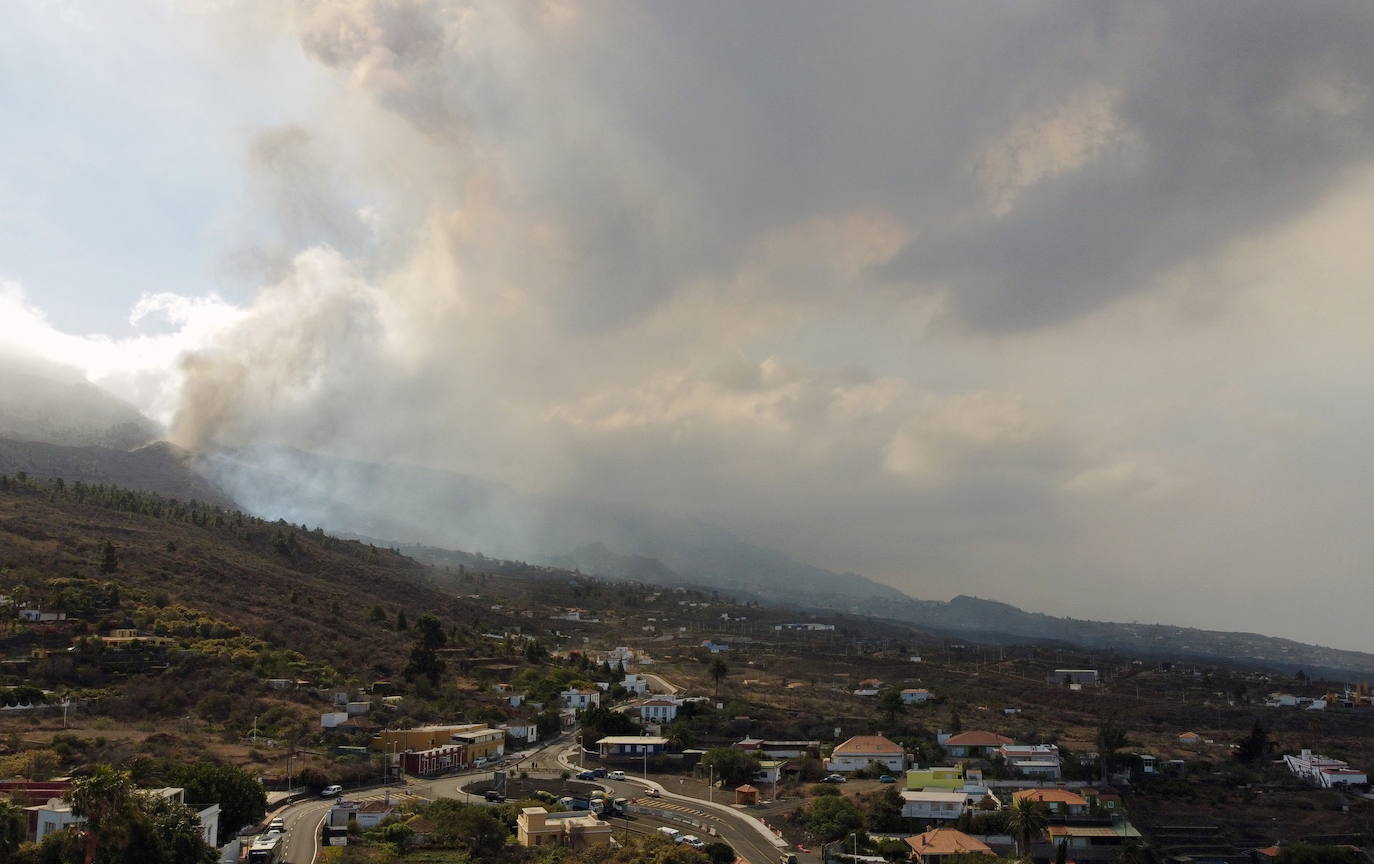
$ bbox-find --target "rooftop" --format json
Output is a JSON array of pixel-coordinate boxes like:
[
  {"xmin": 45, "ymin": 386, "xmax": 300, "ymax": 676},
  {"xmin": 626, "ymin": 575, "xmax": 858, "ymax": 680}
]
[
  {"xmin": 902, "ymin": 790, "xmax": 969, "ymax": 803},
  {"xmin": 597, "ymin": 736, "xmax": 669, "ymax": 745},
  {"xmin": 1047, "ymin": 824, "xmax": 1142, "ymax": 839},
  {"xmin": 905, "ymin": 828, "xmax": 993, "ymax": 857},
  {"xmin": 1013, "ymin": 788, "xmax": 1087, "ymax": 806},
  {"xmin": 833, "ymin": 735, "xmax": 902, "ymax": 755},
  {"xmin": 944, "ymin": 731, "xmax": 1013, "ymax": 747}
]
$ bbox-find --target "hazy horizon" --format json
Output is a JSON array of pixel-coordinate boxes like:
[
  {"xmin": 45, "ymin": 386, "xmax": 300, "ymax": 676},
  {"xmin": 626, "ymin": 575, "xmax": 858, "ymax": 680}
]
[{"xmin": 5, "ymin": 2, "xmax": 1374, "ymax": 650}]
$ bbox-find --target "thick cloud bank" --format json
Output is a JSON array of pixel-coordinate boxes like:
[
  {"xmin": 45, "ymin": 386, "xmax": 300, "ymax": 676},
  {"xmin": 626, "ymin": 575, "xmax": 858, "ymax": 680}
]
[{"xmin": 8, "ymin": 1, "xmax": 1374, "ymax": 647}]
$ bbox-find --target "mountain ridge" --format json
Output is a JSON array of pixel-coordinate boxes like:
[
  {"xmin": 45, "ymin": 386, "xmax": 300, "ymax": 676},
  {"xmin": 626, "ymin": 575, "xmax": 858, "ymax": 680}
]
[{"xmin": 4, "ymin": 434, "xmax": 1373, "ymax": 677}]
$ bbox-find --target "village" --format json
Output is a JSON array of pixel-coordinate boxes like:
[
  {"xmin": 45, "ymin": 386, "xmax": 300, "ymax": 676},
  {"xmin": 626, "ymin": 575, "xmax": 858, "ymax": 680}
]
[{"xmin": 3, "ymin": 510, "xmax": 1374, "ymax": 864}]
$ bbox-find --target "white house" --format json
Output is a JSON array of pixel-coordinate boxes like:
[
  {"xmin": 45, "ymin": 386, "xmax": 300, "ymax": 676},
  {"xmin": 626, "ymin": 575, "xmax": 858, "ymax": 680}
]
[
  {"xmin": 752, "ymin": 759, "xmax": 786, "ymax": 786},
  {"xmin": 622, "ymin": 674, "xmax": 649, "ymax": 695},
  {"xmin": 502, "ymin": 723, "xmax": 540, "ymax": 745},
  {"xmin": 19, "ymin": 609, "xmax": 65, "ymax": 623},
  {"xmin": 900, "ymin": 790, "xmax": 971, "ymax": 822},
  {"xmin": 329, "ymin": 799, "xmax": 396, "ymax": 830},
  {"xmin": 28, "ymin": 788, "xmax": 219, "ymax": 846},
  {"xmin": 827, "ymin": 735, "xmax": 905, "ymax": 773},
  {"xmin": 901, "ymin": 688, "xmax": 932, "ymax": 704},
  {"xmin": 26, "ymin": 798, "xmax": 84, "ymax": 843},
  {"xmin": 998, "ymin": 744, "xmax": 1061, "ymax": 779},
  {"xmin": 640, "ymin": 699, "xmax": 679, "ymax": 723},
  {"xmin": 561, "ymin": 689, "xmax": 601, "ymax": 710},
  {"xmin": 1284, "ymin": 749, "xmax": 1369, "ymax": 787}
]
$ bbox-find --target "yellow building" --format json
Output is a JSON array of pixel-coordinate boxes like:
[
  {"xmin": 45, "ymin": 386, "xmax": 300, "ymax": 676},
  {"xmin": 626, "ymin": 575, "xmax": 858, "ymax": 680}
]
[
  {"xmin": 452, "ymin": 727, "xmax": 506, "ymax": 763},
  {"xmin": 517, "ymin": 807, "xmax": 612, "ymax": 851},
  {"xmin": 371, "ymin": 724, "xmax": 487, "ymax": 753}
]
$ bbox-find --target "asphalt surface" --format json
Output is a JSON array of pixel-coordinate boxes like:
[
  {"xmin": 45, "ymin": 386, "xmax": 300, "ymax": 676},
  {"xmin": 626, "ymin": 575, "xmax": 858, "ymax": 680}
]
[{"xmin": 263, "ymin": 691, "xmax": 806, "ymax": 864}]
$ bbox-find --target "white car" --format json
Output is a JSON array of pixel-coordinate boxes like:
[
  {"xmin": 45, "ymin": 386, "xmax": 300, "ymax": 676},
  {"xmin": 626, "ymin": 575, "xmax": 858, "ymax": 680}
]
[
  {"xmin": 268, "ymin": 818, "xmax": 285, "ymax": 833},
  {"xmin": 681, "ymin": 835, "xmax": 706, "ymax": 849},
  {"xmin": 609, "ymin": 770, "xmax": 626, "ymax": 780},
  {"xmin": 321, "ymin": 785, "xmax": 343, "ymax": 797}
]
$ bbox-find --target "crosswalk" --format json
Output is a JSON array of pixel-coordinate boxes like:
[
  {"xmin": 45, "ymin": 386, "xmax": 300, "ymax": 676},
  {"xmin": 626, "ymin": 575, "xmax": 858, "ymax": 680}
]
[{"xmin": 634, "ymin": 799, "xmax": 718, "ymax": 820}]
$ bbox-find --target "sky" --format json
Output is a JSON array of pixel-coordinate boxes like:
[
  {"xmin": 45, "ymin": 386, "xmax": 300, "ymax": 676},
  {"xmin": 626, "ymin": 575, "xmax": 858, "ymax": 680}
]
[{"xmin": 5, "ymin": 1, "xmax": 1374, "ymax": 648}]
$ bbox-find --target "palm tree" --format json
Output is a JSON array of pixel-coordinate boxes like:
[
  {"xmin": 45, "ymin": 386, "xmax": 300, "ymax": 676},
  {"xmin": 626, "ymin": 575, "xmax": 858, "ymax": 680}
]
[
  {"xmin": 68, "ymin": 765, "xmax": 137, "ymax": 864},
  {"xmin": 1008, "ymin": 796, "xmax": 1049, "ymax": 858},
  {"xmin": 710, "ymin": 658, "xmax": 728, "ymax": 701},
  {"xmin": 0, "ymin": 796, "xmax": 26, "ymax": 861}
]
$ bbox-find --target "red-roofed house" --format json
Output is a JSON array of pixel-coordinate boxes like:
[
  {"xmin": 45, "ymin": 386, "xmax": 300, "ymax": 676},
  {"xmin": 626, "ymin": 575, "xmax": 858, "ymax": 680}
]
[
  {"xmin": 827, "ymin": 735, "xmax": 905, "ymax": 773},
  {"xmin": 941, "ymin": 731, "xmax": 1014, "ymax": 757},
  {"xmin": 1013, "ymin": 788, "xmax": 1087, "ymax": 815},
  {"xmin": 905, "ymin": 828, "xmax": 994, "ymax": 864}
]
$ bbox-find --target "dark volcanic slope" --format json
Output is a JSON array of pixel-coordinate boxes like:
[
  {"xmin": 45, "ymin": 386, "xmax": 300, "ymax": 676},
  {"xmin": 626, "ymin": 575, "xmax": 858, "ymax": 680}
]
[
  {"xmin": 0, "ymin": 480, "xmax": 504, "ymax": 674},
  {"xmin": 0, "ymin": 438, "xmax": 235, "ymax": 507}
]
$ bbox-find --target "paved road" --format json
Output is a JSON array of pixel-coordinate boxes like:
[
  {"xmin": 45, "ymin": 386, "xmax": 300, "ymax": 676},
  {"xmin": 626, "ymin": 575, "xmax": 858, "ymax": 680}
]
[
  {"xmin": 552, "ymin": 739, "xmax": 790, "ymax": 864},
  {"xmin": 262, "ymin": 726, "xmax": 799, "ymax": 864}
]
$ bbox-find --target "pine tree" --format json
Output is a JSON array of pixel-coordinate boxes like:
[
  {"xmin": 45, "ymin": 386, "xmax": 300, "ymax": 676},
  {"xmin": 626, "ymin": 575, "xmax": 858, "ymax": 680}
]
[{"xmin": 100, "ymin": 540, "xmax": 119, "ymax": 574}]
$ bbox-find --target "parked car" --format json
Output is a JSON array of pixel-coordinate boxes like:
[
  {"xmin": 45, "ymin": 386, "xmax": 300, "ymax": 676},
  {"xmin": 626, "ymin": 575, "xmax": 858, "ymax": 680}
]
[
  {"xmin": 576, "ymin": 770, "xmax": 596, "ymax": 780},
  {"xmin": 878, "ymin": 775, "xmax": 896, "ymax": 784},
  {"xmin": 681, "ymin": 835, "xmax": 706, "ymax": 849},
  {"xmin": 609, "ymin": 770, "xmax": 626, "ymax": 780},
  {"xmin": 484, "ymin": 790, "xmax": 505, "ymax": 802},
  {"xmin": 591, "ymin": 767, "xmax": 608, "ymax": 778},
  {"xmin": 321, "ymin": 785, "xmax": 343, "ymax": 797},
  {"xmin": 821, "ymin": 774, "xmax": 847, "ymax": 784}
]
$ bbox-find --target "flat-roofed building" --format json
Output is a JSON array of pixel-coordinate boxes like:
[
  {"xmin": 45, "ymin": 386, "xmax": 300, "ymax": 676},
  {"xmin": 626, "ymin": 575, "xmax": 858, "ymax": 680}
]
[
  {"xmin": 371, "ymin": 724, "xmax": 487, "ymax": 753},
  {"xmin": 597, "ymin": 736, "xmax": 668, "ymax": 759},
  {"xmin": 901, "ymin": 790, "xmax": 972, "ymax": 822},
  {"xmin": 517, "ymin": 807, "xmax": 613, "ymax": 851}
]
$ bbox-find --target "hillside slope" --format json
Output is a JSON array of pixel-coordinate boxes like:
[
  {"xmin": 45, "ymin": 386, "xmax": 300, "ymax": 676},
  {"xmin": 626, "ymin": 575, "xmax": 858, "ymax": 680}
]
[
  {"xmin": 0, "ymin": 478, "xmax": 505, "ymax": 677},
  {"xmin": 0, "ymin": 362, "xmax": 158, "ymax": 449},
  {"xmin": 855, "ymin": 593, "xmax": 1374, "ymax": 679},
  {"xmin": 196, "ymin": 445, "xmax": 911, "ymax": 609},
  {"xmin": 0, "ymin": 437, "xmax": 235, "ymax": 507}
]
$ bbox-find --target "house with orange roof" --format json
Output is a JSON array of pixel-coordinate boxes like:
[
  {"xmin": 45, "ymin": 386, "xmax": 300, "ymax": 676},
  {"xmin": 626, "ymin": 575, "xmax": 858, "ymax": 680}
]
[
  {"xmin": 904, "ymin": 828, "xmax": 993, "ymax": 864},
  {"xmin": 827, "ymin": 734, "xmax": 906, "ymax": 773},
  {"xmin": 1177, "ymin": 731, "xmax": 1202, "ymax": 745},
  {"xmin": 1013, "ymin": 788, "xmax": 1087, "ymax": 815},
  {"xmin": 940, "ymin": 730, "xmax": 1014, "ymax": 758}
]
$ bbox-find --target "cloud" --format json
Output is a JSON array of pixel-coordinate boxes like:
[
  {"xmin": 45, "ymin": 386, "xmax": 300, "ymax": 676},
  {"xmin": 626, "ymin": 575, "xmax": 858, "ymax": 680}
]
[
  {"xmin": 0, "ymin": 280, "xmax": 244, "ymax": 424},
  {"xmin": 10, "ymin": 0, "xmax": 1374, "ymax": 648}
]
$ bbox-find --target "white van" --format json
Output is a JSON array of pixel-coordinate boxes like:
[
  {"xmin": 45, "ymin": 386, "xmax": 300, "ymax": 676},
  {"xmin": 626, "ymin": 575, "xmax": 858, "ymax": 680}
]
[
  {"xmin": 657, "ymin": 827, "xmax": 680, "ymax": 841},
  {"xmin": 609, "ymin": 770, "xmax": 626, "ymax": 780}
]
